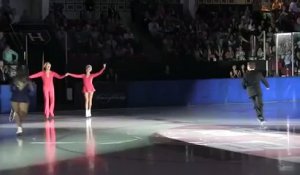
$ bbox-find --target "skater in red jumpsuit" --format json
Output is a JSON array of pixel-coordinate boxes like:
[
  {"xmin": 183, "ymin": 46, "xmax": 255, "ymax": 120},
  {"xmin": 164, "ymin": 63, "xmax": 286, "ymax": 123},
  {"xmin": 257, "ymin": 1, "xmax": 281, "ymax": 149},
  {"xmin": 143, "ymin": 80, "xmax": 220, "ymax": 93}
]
[
  {"xmin": 66, "ymin": 64, "xmax": 106, "ymax": 117},
  {"xmin": 29, "ymin": 62, "xmax": 65, "ymax": 119}
]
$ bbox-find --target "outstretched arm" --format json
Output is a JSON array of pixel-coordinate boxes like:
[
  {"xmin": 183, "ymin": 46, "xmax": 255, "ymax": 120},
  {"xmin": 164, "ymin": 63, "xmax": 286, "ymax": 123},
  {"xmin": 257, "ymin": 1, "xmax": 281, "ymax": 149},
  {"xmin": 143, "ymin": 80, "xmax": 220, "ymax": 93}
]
[
  {"xmin": 92, "ymin": 64, "xmax": 106, "ymax": 78},
  {"xmin": 53, "ymin": 72, "xmax": 66, "ymax": 79},
  {"xmin": 66, "ymin": 73, "xmax": 84, "ymax": 78},
  {"xmin": 29, "ymin": 71, "xmax": 43, "ymax": 79},
  {"xmin": 260, "ymin": 73, "xmax": 270, "ymax": 89}
]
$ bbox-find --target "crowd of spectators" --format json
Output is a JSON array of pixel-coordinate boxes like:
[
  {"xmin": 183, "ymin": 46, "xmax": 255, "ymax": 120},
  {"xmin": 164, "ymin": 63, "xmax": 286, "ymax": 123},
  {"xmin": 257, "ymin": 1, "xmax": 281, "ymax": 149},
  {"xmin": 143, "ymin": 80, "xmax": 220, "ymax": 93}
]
[
  {"xmin": 45, "ymin": 4, "xmax": 142, "ymax": 65},
  {"xmin": 0, "ymin": 0, "xmax": 21, "ymax": 84},
  {"xmin": 133, "ymin": 0, "xmax": 300, "ymax": 77},
  {"xmin": 0, "ymin": 0, "xmax": 15, "ymax": 30},
  {"xmin": 0, "ymin": 28, "xmax": 19, "ymax": 84},
  {"xmin": 3, "ymin": 0, "xmax": 300, "ymax": 81}
]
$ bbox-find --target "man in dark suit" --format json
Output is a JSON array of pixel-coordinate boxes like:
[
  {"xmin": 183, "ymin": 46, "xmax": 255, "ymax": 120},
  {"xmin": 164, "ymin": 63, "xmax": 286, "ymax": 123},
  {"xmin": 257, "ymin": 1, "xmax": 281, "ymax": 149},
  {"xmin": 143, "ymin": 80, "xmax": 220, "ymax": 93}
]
[{"xmin": 242, "ymin": 62, "xmax": 269, "ymax": 125}]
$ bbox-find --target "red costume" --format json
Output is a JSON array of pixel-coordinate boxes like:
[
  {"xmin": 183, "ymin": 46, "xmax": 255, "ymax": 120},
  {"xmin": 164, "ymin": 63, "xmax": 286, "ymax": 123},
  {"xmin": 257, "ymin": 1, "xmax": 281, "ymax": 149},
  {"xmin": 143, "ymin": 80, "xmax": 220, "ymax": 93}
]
[
  {"xmin": 68, "ymin": 68, "xmax": 105, "ymax": 93},
  {"xmin": 29, "ymin": 71, "xmax": 65, "ymax": 118}
]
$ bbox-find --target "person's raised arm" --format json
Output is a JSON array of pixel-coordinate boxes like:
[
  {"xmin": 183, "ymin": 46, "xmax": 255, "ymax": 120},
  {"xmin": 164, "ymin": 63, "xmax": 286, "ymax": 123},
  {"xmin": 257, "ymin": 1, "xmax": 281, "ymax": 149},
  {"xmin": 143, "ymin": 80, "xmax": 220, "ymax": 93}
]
[{"xmin": 92, "ymin": 64, "xmax": 106, "ymax": 78}]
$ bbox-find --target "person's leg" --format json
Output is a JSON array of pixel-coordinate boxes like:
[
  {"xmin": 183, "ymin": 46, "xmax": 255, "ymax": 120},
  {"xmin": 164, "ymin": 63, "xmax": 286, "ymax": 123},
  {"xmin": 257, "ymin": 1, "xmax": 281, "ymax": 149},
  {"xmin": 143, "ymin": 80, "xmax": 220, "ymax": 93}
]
[
  {"xmin": 88, "ymin": 92, "xmax": 94, "ymax": 117},
  {"xmin": 84, "ymin": 93, "xmax": 89, "ymax": 117},
  {"xmin": 19, "ymin": 102, "xmax": 29, "ymax": 124},
  {"xmin": 251, "ymin": 95, "xmax": 264, "ymax": 122},
  {"xmin": 44, "ymin": 89, "xmax": 50, "ymax": 118},
  {"xmin": 255, "ymin": 95, "xmax": 264, "ymax": 121},
  {"xmin": 49, "ymin": 88, "xmax": 55, "ymax": 117},
  {"xmin": 11, "ymin": 102, "xmax": 20, "ymax": 127},
  {"xmin": 11, "ymin": 102, "xmax": 23, "ymax": 134}
]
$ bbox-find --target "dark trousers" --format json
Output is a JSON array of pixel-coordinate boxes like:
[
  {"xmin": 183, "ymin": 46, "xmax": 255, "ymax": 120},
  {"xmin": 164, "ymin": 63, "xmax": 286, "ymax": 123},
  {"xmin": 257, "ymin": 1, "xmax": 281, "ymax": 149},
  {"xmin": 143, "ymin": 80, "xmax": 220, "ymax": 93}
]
[{"xmin": 251, "ymin": 95, "xmax": 264, "ymax": 121}]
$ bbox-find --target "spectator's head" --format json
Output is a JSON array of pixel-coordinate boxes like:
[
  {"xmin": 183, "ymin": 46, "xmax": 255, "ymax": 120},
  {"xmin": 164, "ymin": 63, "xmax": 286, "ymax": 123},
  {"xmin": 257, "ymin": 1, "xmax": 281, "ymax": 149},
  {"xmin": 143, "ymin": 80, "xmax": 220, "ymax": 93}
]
[
  {"xmin": 297, "ymin": 41, "xmax": 300, "ymax": 48},
  {"xmin": 257, "ymin": 47, "xmax": 263, "ymax": 52},
  {"xmin": 247, "ymin": 62, "xmax": 256, "ymax": 70},
  {"xmin": 4, "ymin": 45, "xmax": 10, "ymax": 50},
  {"xmin": 258, "ymin": 25, "xmax": 262, "ymax": 31},
  {"xmin": 268, "ymin": 27, "xmax": 273, "ymax": 32},
  {"xmin": 297, "ymin": 51, "xmax": 300, "ymax": 58},
  {"xmin": 232, "ymin": 65, "xmax": 237, "ymax": 70},
  {"xmin": 297, "ymin": 17, "xmax": 300, "ymax": 24},
  {"xmin": 241, "ymin": 64, "xmax": 245, "ymax": 70},
  {"xmin": 282, "ymin": 4, "xmax": 286, "ymax": 11},
  {"xmin": 238, "ymin": 23, "xmax": 243, "ymax": 30},
  {"xmin": 43, "ymin": 62, "xmax": 51, "ymax": 71},
  {"xmin": 85, "ymin": 64, "xmax": 92, "ymax": 73}
]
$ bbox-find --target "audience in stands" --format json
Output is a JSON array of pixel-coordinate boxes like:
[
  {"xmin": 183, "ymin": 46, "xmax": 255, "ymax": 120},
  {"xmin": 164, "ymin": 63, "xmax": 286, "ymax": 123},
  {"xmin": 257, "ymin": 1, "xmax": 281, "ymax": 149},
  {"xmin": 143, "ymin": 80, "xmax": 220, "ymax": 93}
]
[
  {"xmin": 289, "ymin": 0, "xmax": 300, "ymax": 14},
  {"xmin": 0, "ymin": 32, "xmax": 6, "ymax": 55},
  {"xmin": 45, "ymin": 4, "xmax": 141, "ymax": 67},
  {"xmin": 3, "ymin": 0, "xmax": 300, "ymax": 79},
  {"xmin": 131, "ymin": 0, "xmax": 300, "ymax": 77},
  {"xmin": 0, "ymin": 0, "xmax": 15, "ymax": 29}
]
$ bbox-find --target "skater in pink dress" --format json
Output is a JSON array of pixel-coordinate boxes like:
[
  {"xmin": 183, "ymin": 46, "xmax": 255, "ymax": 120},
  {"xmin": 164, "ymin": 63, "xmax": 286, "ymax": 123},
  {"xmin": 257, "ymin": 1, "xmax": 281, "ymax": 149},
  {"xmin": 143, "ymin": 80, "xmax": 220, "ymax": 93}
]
[
  {"xmin": 66, "ymin": 64, "xmax": 106, "ymax": 117},
  {"xmin": 29, "ymin": 62, "xmax": 65, "ymax": 119}
]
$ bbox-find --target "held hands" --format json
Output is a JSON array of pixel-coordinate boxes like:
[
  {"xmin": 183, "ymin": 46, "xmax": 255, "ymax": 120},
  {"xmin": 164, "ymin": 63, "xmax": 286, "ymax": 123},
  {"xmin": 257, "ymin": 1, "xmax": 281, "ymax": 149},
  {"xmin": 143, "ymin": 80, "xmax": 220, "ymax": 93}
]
[
  {"xmin": 103, "ymin": 64, "xmax": 106, "ymax": 68},
  {"xmin": 65, "ymin": 73, "xmax": 69, "ymax": 76}
]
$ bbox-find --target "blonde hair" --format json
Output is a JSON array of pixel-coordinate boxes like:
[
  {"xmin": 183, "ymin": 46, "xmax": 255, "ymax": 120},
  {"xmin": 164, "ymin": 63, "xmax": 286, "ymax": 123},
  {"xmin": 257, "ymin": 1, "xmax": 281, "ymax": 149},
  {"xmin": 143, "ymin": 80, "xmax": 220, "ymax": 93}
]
[
  {"xmin": 86, "ymin": 64, "xmax": 92, "ymax": 70},
  {"xmin": 43, "ymin": 62, "xmax": 51, "ymax": 69}
]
